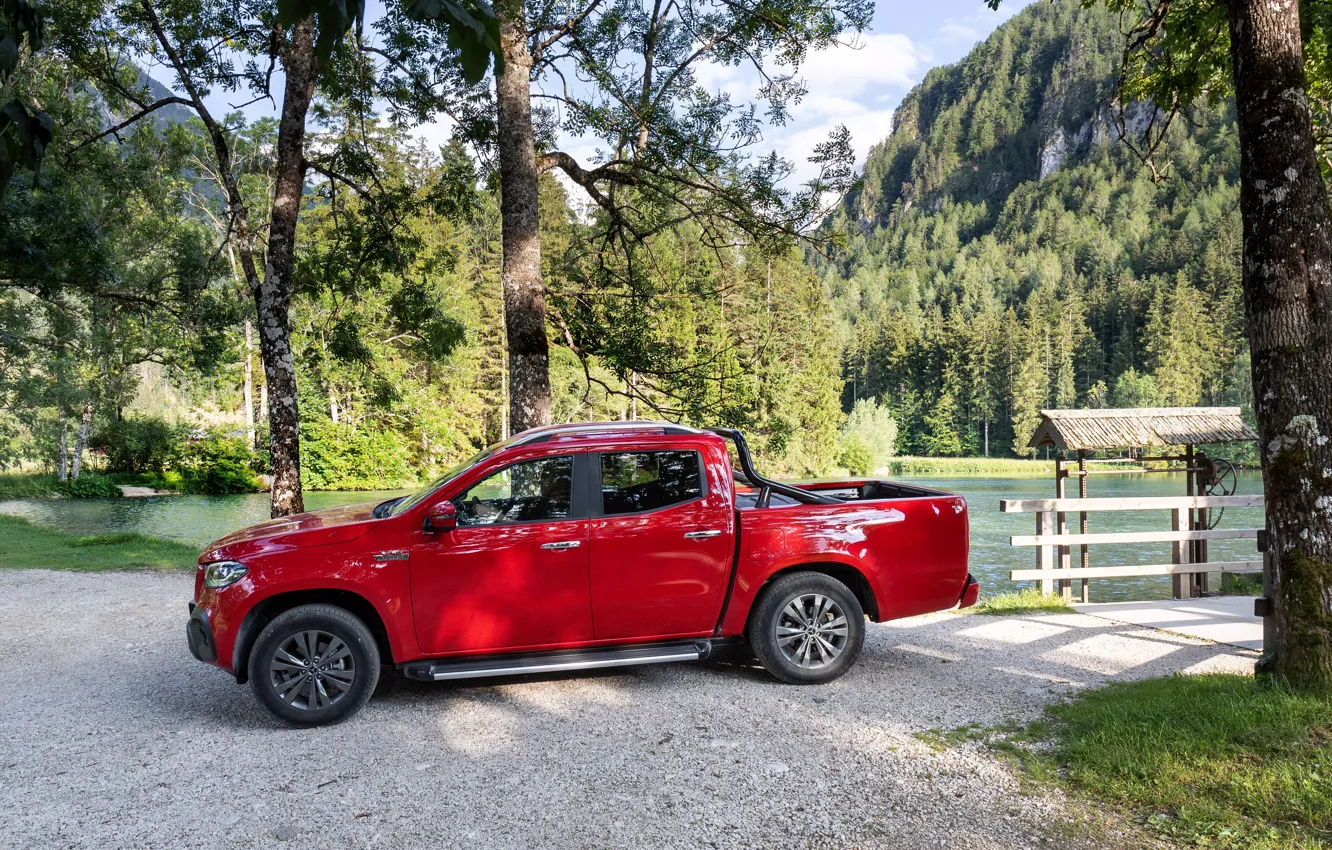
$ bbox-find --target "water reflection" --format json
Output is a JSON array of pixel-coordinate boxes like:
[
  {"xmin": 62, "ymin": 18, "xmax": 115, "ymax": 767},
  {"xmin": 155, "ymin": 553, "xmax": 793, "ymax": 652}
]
[{"xmin": 0, "ymin": 472, "xmax": 1263, "ymax": 603}]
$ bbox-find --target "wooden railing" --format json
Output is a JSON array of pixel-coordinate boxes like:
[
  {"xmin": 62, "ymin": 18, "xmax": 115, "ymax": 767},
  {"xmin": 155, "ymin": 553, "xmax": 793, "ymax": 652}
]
[{"xmin": 1000, "ymin": 494, "xmax": 1265, "ymax": 599}]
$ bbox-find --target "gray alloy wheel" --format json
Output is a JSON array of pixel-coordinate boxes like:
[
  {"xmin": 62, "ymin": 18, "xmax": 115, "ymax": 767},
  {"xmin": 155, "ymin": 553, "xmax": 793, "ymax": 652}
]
[
  {"xmin": 268, "ymin": 629, "xmax": 357, "ymax": 711},
  {"xmin": 749, "ymin": 571, "xmax": 865, "ymax": 685},
  {"xmin": 775, "ymin": 593, "xmax": 850, "ymax": 669},
  {"xmin": 249, "ymin": 604, "xmax": 380, "ymax": 726}
]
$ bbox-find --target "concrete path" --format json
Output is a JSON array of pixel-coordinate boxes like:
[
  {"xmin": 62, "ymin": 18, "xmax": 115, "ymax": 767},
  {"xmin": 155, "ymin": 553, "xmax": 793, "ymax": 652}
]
[{"xmin": 1073, "ymin": 595, "xmax": 1263, "ymax": 651}]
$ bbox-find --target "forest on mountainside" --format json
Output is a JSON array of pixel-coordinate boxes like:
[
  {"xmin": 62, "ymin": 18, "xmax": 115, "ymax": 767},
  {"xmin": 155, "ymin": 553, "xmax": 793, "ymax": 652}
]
[{"xmin": 813, "ymin": 0, "xmax": 1253, "ymax": 460}]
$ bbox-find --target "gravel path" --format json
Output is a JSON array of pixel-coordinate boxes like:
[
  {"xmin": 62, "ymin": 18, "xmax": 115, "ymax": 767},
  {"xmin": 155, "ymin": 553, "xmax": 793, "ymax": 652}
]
[{"xmin": 0, "ymin": 569, "xmax": 1255, "ymax": 850}]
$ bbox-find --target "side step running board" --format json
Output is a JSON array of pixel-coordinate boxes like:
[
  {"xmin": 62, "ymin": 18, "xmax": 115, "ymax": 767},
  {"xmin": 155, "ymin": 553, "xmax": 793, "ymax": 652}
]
[{"xmin": 401, "ymin": 639, "xmax": 712, "ymax": 682}]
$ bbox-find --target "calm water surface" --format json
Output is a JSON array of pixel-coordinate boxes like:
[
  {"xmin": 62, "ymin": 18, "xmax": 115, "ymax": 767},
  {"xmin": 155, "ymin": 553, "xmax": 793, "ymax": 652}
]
[{"xmin": 0, "ymin": 472, "xmax": 1263, "ymax": 603}]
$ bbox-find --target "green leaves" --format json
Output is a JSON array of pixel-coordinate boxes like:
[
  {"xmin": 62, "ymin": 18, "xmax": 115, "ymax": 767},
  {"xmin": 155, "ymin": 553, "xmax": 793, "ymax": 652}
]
[
  {"xmin": 276, "ymin": 0, "xmax": 366, "ymax": 61},
  {"xmin": 273, "ymin": 0, "xmax": 502, "ymax": 81},
  {"xmin": 0, "ymin": 99, "xmax": 51, "ymax": 198},
  {"xmin": 405, "ymin": 0, "xmax": 503, "ymax": 84},
  {"xmin": 0, "ymin": 0, "xmax": 48, "ymax": 200}
]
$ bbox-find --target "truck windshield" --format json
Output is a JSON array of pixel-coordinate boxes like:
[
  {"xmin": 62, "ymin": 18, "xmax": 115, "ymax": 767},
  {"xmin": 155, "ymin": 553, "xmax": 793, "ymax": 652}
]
[{"xmin": 383, "ymin": 448, "xmax": 493, "ymax": 517}]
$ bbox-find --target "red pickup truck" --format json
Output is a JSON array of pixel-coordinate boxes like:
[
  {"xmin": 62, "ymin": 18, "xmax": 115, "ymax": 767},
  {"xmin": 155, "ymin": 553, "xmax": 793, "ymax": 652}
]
[{"xmin": 187, "ymin": 423, "xmax": 975, "ymax": 725}]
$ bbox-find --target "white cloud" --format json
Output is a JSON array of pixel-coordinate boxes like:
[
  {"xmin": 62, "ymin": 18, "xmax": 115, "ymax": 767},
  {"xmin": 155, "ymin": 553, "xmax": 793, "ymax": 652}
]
[{"xmin": 793, "ymin": 32, "xmax": 926, "ymax": 98}]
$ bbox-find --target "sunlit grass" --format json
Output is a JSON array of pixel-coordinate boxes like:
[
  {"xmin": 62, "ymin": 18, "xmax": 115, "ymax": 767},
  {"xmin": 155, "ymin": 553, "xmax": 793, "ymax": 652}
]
[
  {"xmin": 0, "ymin": 515, "xmax": 198, "ymax": 571},
  {"xmin": 1047, "ymin": 675, "xmax": 1332, "ymax": 849},
  {"xmin": 969, "ymin": 588, "xmax": 1073, "ymax": 615}
]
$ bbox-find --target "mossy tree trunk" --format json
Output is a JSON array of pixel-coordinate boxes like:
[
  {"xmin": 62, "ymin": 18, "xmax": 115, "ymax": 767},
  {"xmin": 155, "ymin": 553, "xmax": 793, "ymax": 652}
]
[
  {"xmin": 1227, "ymin": 0, "xmax": 1332, "ymax": 689},
  {"xmin": 493, "ymin": 0, "xmax": 551, "ymax": 435}
]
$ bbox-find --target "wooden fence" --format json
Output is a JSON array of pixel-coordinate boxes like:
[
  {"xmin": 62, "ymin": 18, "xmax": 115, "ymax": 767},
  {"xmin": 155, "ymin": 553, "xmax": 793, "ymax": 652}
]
[{"xmin": 1001, "ymin": 494, "xmax": 1265, "ymax": 599}]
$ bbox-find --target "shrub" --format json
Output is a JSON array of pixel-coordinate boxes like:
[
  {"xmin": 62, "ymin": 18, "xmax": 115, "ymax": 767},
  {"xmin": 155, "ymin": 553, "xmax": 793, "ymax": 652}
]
[
  {"xmin": 94, "ymin": 417, "xmax": 189, "ymax": 473},
  {"xmin": 55, "ymin": 474, "xmax": 120, "ymax": 499},
  {"xmin": 176, "ymin": 436, "xmax": 262, "ymax": 494},
  {"xmin": 839, "ymin": 399, "xmax": 898, "ymax": 475},
  {"xmin": 301, "ymin": 419, "xmax": 415, "ymax": 490}
]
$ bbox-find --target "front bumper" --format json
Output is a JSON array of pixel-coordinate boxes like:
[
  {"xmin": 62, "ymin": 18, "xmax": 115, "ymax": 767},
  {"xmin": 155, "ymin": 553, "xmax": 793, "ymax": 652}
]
[
  {"xmin": 186, "ymin": 602, "xmax": 217, "ymax": 663},
  {"xmin": 958, "ymin": 574, "xmax": 981, "ymax": 609}
]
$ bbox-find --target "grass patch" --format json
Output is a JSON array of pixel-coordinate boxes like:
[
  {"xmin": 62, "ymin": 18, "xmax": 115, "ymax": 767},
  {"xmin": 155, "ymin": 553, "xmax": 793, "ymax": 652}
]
[
  {"xmin": 1217, "ymin": 572, "xmax": 1265, "ymax": 596},
  {"xmin": 0, "ymin": 472, "xmax": 59, "ymax": 499},
  {"xmin": 0, "ymin": 515, "xmax": 198, "ymax": 571},
  {"xmin": 885, "ymin": 456, "xmax": 1055, "ymax": 476},
  {"xmin": 1045, "ymin": 675, "xmax": 1332, "ymax": 850},
  {"xmin": 969, "ymin": 588, "xmax": 1074, "ymax": 616}
]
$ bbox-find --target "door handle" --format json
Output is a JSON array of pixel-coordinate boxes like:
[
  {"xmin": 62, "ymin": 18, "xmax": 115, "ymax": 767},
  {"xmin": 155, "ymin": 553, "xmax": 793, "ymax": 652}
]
[
  {"xmin": 541, "ymin": 540, "xmax": 582, "ymax": 550},
  {"xmin": 684, "ymin": 530, "xmax": 722, "ymax": 540}
]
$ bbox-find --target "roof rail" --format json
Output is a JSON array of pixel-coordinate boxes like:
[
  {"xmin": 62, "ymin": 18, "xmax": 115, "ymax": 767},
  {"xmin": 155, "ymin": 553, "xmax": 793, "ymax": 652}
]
[{"xmin": 509, "ymin": 421, "xmax": 703, "ymax": 446}]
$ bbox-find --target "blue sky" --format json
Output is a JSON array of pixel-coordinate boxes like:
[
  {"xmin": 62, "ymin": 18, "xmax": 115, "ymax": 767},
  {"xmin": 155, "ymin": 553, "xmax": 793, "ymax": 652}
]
[{"xmin": 192, "ymin": 1, "xmax": 1033, "ymax": 185}]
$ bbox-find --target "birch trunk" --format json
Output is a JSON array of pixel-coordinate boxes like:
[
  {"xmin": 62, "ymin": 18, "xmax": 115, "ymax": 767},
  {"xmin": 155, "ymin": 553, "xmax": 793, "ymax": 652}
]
[
  {"xmin": 71, "ymin": 400, "xmax": 93, "ymax": 480},
  {"xmin": 495, "ymin": 0, "xmax": 552, "ymax": 434},
  {"xmin": 1228, "ymin": 0, "xmax": 1332, "ymax": 689},
  {"xmin": 56, "ymin": 408, "xmax": 69, "ymax": 482},
  {"xmin": 243, "ymin": 318, "xmax": 255, "ymax": 449},
  {"xmin": 256, "ymin": 16, "xmax": 317, "ymax": 517}
]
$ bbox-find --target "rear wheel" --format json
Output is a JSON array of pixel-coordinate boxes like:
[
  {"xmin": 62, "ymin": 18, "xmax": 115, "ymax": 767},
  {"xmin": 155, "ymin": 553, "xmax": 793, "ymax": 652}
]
[
  {"xmin": 249, "ymin": 604, "xmax": 380, "ymax": 726},
  {"xmin": 749, "ymin": 571, "xmax": 865, "ymax": 684}
]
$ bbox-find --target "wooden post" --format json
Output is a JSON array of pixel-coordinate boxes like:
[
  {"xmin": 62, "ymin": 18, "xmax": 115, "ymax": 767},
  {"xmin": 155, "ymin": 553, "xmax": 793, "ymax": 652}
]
[
  {"xmin": 1078, "ymin": 449, "xmax": 1089, "ymax": 603},
  {"xmin": 1036, "ymin": 510, "xmax": 1055, "ymax": 596},
  {"xmin": 1056, "ymin": 457, "xmax": 1071, "ymax": 599},
  {"xmin": 1171, "ymin": 506, "xmax": 1193, "ymax": 599}
]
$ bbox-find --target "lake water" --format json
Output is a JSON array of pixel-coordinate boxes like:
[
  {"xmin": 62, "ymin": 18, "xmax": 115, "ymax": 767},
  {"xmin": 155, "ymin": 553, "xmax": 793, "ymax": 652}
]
[{"xmin": 0, "ymin": 472, "xmax": 1265, "ymax": 603}]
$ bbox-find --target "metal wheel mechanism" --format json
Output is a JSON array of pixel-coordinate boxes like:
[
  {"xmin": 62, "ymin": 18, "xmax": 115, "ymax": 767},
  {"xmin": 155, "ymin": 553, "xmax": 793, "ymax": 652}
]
[
  {"xmin": 269, "ymin": 629, "xmax": 356, "ymax": 712},
  {"xmin": 775, "ymin": 593, "xmax": 850, "ymax": 669}
]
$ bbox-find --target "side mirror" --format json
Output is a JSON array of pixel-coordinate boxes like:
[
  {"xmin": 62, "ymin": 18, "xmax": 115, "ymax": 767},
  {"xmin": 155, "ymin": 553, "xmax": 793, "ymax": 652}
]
[{"xmin": 425, "ymin": 501, "xmax": 457, "ymax": 532}]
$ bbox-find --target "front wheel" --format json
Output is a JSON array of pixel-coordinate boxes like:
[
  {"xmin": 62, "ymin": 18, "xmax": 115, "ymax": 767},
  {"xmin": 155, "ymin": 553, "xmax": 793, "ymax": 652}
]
[
  {"xmin": 249, "ymin": 604, "xmax": 380, "ymax": 726},
  {"xmin": 749, "ymin": 572, "xmax": 865, "ymax": 684}
]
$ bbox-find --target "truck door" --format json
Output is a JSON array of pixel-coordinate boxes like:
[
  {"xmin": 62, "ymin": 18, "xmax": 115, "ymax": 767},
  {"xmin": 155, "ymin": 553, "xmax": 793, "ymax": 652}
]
[
  {"xmin": 409, "ymin": 451, "xmax": 594, "ymax": 655},
  {"xmin": 587, "ymin": 449, "xmax": 734, "ymax": 640}
]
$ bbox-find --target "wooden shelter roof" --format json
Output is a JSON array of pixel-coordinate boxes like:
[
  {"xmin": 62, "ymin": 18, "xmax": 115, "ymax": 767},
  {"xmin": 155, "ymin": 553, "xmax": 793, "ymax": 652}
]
[{"xmin": 1027, "ymin": 407, "xmax": 1258, "ymax": 451}]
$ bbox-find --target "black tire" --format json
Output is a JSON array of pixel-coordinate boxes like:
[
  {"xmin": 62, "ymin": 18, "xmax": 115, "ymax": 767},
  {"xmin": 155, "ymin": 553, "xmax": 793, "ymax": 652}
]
[
  {"xmin": 749, "ymin": 571, "xmax": 865, "ymax": 684},
  {"xmin": 249, "ymin": 604, "xmax": 380, "ymax": 726}
]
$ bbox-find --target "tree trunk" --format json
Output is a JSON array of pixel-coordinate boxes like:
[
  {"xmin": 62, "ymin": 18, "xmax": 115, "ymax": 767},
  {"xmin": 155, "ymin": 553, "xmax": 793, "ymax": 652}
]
[
  {"xmin": 56, "ymin": 407, "xmax": 69, "ymax": 482},
  {"xmin": 243, "ymin": 318, "xmax": 255, "ymax": 449},
  {"xmin": 1228, "ymin": 0, "xmax": 1332, "ymax": 689},
  {"xmin": 495, "ymin": 0, "xmax": 552, "ymax": 434},
  {"xmin": 71, "ymin": 399, "xmax": 93, "ymax": 479},
  {"xmin": 256, "ymin": 16, "xmax": 317, "ymax": 517}
]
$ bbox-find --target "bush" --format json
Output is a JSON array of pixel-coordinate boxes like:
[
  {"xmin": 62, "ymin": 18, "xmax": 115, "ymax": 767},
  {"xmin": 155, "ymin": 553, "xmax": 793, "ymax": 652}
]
[
  {"xmin": 55, "ymin": 474, "xmax": 120, "ymax": 499},
  {"xmin": 839, "ymin": 399, "xmax": 898, "ymax": 475},
  {"xmin": 301, "ymin": 419, "xmax": 415, "ymax": 490},
  {"xmin": 94, "ymin": 416, "xmax": 188, "ymax": 473},
  {"xmin": 839, "ymin": 435, "xmax": 875, "ymax": 476},
  {"xmin": 176, "ymin": 436, "xmax": 262, "ymax": 494}
]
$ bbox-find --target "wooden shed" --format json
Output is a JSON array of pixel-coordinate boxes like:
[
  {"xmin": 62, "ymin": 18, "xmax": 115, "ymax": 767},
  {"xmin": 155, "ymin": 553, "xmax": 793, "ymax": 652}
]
[{"xmin": 1010, "ymin": 406, "xmax": 1260, "ymax": 602}]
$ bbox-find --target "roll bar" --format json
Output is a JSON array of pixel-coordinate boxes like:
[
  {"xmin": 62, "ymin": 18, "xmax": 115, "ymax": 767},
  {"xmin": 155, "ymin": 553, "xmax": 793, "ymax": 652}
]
[{"xmin": 705, "ymin": 428, "xmax": 841, "ymax": 506}]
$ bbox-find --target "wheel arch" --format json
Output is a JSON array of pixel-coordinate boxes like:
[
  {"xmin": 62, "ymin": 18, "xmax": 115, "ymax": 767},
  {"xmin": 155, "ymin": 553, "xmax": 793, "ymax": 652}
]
[
  {"xmin": 231, "ymin": 589, "xmax": 394, "ymax": 683},
  {"xmin": 756, "ymin": 561, "xmax": 881, "ymax": 622}
]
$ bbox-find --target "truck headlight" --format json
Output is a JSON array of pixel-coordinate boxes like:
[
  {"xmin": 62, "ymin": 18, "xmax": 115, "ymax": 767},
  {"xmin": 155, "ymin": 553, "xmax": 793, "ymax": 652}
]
[{"xmin": 203, "ymin": 561, "xmax": 248, "ymax": 589}]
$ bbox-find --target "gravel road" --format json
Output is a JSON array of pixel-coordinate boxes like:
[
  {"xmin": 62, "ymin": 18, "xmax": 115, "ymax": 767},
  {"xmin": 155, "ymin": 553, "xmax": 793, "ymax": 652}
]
[{"xmin": 0, "ymin": 569, "xmax": 1255, "ymax": 850}]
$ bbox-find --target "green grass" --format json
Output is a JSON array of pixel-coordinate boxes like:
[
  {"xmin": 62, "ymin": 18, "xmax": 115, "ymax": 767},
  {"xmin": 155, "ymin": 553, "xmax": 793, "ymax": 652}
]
[
  {"xmin": 885, "ymin": 456, "xmax": 1056, "ymax": 476},
  {"xmin": 0, "ymin": 472, "xmax": 59, "ymax": 499},
  {"xmin": 1045, "ymin": 675, "xmax": 1332, "ymax": 850},
  {"xmin": 969, "ymin": 588, "xmax": 1074, "ymax": 615},
  {"xmin": 0, "ymin": 515, "xmax": 198, "ymax": 571},
  {"xmin": 1217, "ymin": 572, "xmax": 1265, "ymax": 596}
]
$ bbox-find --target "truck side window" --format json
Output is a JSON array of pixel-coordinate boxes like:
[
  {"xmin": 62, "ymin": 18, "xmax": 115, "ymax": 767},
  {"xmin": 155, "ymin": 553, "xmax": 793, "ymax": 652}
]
[
  {"xmin": 453, "ymin": 455, "xmax": 574, "ymax": 525},
  {"xmin": 600, "ymin": 451, "xmax": 702, "ymax": 515}
]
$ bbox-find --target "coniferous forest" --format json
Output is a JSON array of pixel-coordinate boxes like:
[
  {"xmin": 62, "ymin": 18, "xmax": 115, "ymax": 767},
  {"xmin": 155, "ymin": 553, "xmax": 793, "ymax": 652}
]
[{"xmin": 0, "ymin": 0, "xmax": 1253, "ymax": 496}]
